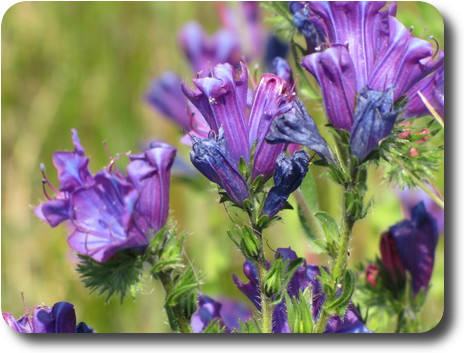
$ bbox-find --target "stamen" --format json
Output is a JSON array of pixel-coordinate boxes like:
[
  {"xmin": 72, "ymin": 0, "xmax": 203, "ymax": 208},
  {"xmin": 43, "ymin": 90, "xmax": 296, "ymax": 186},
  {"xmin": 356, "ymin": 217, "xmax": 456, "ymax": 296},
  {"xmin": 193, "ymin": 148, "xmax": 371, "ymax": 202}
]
[
  {"xmin": 40, "ymin": 164, "xmax": 60, "ymax": 197},
  {"xmin": 409, "ymin": 25, "xmax": 414, "ymax": 33},
  {"xmin": 102, "ymin": 141, "xmax": 113, "ymax": 161},
  {"xmin": 429, "ymin": 36, "xmax": 440, "ymax": 59}
]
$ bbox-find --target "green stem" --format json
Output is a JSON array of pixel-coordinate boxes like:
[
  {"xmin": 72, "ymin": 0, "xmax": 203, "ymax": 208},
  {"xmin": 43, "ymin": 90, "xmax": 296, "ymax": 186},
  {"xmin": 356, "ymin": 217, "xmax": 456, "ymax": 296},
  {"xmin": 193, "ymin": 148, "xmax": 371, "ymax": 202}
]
[
  {"xmin": 158, "ymin": 271, "xmax": 193, "ymax": 333},
  {"xmin": 251, "ymin": 223, "xmax": 273, "ymax": 334},
  {"xmin": 312, "ymin": 184, "xmax": 356, "ymax": 333}
]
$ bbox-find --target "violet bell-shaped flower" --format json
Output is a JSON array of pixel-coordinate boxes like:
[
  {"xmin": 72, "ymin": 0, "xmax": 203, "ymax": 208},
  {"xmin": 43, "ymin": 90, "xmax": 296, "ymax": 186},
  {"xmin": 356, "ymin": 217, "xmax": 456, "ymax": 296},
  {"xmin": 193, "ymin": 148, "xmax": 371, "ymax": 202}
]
[
  {"xmin": 35, "ymin": 130, "xmax": 176, "ymax": 263},
  {"xmin": 3, "ymin": 301, "xmax": 93, "ymax": 333},
  {"xmin": 295, "ymin": 1, "xmax": 443, "ymax": 159},
  {"xmin": 233, "ymin": 248, "xmax": 372, "ymax": 333},
  {"xmin": 183, "ymin": 62, "xmax": 294, "ymax": 205}
]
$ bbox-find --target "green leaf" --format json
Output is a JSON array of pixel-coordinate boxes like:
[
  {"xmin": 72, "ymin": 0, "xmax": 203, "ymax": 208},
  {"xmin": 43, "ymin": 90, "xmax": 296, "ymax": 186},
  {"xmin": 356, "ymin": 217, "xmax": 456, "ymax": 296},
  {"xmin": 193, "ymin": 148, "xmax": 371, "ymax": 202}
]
[
  {"xmin": 314, "ymin": 211, "xmax": 340, "ymax": 243},
  {"xmin": 324, "ymin": 270, "xmax": 356, "ymax": 315}
]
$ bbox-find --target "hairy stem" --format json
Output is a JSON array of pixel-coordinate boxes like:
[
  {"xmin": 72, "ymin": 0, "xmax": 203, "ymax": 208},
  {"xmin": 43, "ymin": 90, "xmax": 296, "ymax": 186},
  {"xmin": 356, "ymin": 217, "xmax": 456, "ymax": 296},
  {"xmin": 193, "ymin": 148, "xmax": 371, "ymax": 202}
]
[{"xmin": 158, "ymin": 271, "xmax": 193, "ymax": 333}]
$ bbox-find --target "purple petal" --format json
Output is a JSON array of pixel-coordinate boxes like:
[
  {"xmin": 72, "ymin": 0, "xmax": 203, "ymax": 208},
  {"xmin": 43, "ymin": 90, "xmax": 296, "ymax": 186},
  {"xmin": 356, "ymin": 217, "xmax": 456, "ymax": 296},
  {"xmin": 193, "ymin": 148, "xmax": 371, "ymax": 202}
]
[
  {"xmin": 232, "ymin": 260, "xmax": 261, "ymax": 311},
  {"xmin": 404, "ymin": 51, "xmax": 444, "ymax": 119},
  {"xmin": 248, "ymin": 73, "xmax": 291, "ymax": 180},
  {"xmin": 391, "ymin": 202, "xmax": 439, "ymax": 295},
  {"xmin": 308, "ymin": 1, "xmax": 389, "ymax": 88},
  {"xmin": 68, "ymin": 173, "xmax": 142, "ymax": 262},
  {"xmin": 33, "ymin": 302, "xmax": 76, "ymax": 333},
  {"xmin": 36, "ymin": 199, "xmax": 71, "ymax": 227},
  {"xmin": 191, "ymin": 295, "xmax": 223, "ymax": 333},
  {"xmin": 326, "ymin": 304, "xmax": 373, "ymax": 333},
  {"xmin": 145, "ymin": 72, "xmax": 191, "ymax": 131},
  {"xmin": 302, "ymin": 45, "xmax": 357, "ymax": 131},
  {"xmin": 52, "ymin": 129, "xmax": 93, "ymax": 193},
  {"xmin": 368, "ymin": 17, "xmax": 444, "ymax": 101},
  {"xmin": 127, "ymin": 143, "xmax": 176, "ymax": 233}
]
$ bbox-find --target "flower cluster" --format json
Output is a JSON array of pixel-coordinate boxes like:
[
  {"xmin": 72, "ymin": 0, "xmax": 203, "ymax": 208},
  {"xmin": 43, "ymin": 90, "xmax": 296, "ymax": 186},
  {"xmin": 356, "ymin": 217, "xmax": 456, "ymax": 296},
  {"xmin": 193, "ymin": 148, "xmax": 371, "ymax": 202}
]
[
  {"xmin": 233, "ymin": 248, "xmax": 372, "ymax": 333},
  {"xmin": 35, "ymin": 129, "xmax": 176, "ymax": 262},
  {"xmin": 284, "ymin": 1, "xmax": 444, "ymax": 161}
]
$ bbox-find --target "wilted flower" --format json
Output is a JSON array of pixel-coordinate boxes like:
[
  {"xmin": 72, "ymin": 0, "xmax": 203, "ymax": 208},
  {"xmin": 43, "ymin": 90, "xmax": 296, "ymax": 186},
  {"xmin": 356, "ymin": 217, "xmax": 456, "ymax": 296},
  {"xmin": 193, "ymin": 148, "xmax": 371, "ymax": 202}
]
[
  {"xmin": 3, "ymin": 301, "xmax": 93, "ymax": 333},
  {"xmin": 184, "ymin": 62, "xmax": 297, "ymax": 206},
  {"xmin": 35, "ymin": 130, "xmax": 176, "ymax": 262},
  {"xmin": 190, "ymin": 294, "xmax": 253, "ymax": 333},
  {"xmin": 233, "ymin": 248, "xmax": 372, "ymax": 333},
  {"xmin": 288, "ymin": 1, "xmax": 443, "ymax": 160},
  {"xmin": 379, "ymin": 202, "xmax": 439, "ymax": 295}
]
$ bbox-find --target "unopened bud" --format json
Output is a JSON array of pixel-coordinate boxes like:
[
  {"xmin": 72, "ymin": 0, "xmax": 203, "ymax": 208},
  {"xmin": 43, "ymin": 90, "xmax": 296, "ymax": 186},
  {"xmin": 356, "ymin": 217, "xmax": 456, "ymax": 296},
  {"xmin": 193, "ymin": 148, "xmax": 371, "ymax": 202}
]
[{"xmin": 262, "ymin": 258, "xmax": 284, "ymax": 297}]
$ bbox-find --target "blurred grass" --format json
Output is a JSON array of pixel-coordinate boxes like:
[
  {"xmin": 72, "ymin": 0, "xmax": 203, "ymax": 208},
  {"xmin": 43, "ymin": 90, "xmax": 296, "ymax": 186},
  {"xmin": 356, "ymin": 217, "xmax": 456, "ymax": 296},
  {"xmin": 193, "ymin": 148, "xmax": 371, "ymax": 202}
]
[{"xmin": 1, "ymin": 1, "xmax": 443, "ymax": 333}]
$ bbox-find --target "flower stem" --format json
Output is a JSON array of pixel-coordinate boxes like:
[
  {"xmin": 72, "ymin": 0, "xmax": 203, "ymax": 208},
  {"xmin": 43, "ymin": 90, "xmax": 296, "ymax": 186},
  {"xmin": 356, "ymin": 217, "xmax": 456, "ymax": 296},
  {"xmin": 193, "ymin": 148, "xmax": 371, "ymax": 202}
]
[
  {"xmin": 158, "ymin": 271, "xmax": 193, "ymax": 333},
  {"xmin": 312, "ymin": 201, "xmax": 355, "ymax": 333},
  {"xmin": 251, "ymin": 222, "xmax": 273, "ymax": 333}
]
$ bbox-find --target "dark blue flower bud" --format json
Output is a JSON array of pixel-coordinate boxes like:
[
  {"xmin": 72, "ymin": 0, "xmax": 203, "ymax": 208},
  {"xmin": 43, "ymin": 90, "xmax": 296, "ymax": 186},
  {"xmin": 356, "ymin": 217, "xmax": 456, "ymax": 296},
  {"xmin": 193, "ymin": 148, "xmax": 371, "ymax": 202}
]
[
  {"xmin": 350, "ymin": 87, "xmax": 399, "ymax": 161},
  {"xmin": 261, "ymin": 150, "xmax": 310, "ymax": 218},
  {"xmin": 266, "ymin": 98, "xmax": 335, "ymax": 164}
]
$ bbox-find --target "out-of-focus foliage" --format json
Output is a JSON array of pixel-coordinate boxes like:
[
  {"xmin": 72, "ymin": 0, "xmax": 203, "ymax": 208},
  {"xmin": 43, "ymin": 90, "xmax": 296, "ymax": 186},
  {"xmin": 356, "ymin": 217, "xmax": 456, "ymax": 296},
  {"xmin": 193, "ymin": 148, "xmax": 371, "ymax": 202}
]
[{"xmin": 2, "ymin": 2, "xmax": 444, "ymax": 333}]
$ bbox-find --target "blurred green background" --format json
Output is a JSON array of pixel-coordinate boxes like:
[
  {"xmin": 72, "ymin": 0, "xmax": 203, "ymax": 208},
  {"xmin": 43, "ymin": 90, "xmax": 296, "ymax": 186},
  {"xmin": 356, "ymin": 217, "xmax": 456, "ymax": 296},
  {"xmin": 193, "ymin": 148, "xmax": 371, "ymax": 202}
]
[{"xmin": 2, "ymin": 2, "xmax": 444, "ymax": 333}]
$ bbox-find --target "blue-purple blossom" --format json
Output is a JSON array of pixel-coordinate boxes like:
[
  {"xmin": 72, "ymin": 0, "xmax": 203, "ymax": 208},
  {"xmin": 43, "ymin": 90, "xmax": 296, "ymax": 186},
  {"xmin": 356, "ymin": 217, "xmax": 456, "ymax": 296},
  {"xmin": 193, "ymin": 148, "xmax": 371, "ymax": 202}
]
[
  {"xmin": 272, "ymin": 57, "xmax": 293, "ymax": 86},
  {"xmin": 261, "ymin": 150, "xmax": 310, "ymax": 218},
  {"xmin": 290, "ymin": 2, "xmax": 326, "ymax": 54},
  {"xmin": 3, "ymin": 301, "xmax": 93, "ymax": 333},
  {"xmin": 294, "ymin": 1, "xmax": 443, "ymax": 159},
  {"xmin": 190, "ymin": 294, "xmax": 253, "ymax": 333},
  {"xmin": 233, "ymin": 248, "xmax": 372, "ymax": 333},
  {"xmin": 35, "ymin": 130, "xmax": 176, "ymax": 262},
  {"xmin": 381, "ymin": 202, "xmax": 439, "ymax": 295},
  {"xmin": 183, "ymin": 62, "xmax": 294, "ymax": 205}
]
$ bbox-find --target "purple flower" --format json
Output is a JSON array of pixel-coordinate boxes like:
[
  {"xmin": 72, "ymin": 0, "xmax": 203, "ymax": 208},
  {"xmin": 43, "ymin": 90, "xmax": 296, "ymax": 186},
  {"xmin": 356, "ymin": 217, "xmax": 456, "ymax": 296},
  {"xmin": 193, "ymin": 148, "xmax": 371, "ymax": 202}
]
[
  {"xmin": 272, "ymin": 57, "xmax": 294, "ymax": 86},
  {"xmin": 390, "ymin": 202, "xmax": 439, "ymax": 295},
  {"xmin": 233, "ymin": 248, "xmax": 372, "ymax": 333},
  {"xmin": 290, "ymin": 2, "xmax": 327, "ymax": 54},
  {"xmin": 34, "ymin": 129, "xmax": 93, "ymax": 227},
  {"xmin": 295, "ymin": 2, "xmax": 443, "ymax": 159},
  {"xmin": 183, "ymin": 62, "xmax": 294, "ymax": 205},
  {"xmin": 3, "ymin": 301, "xmax": 93, "ymax": 333},
  {"xmin": 191, "ymin": 294, "xmax": 253, "ymax": 333},
  {"xmin": 380, "ymin": 202, "xmax": 439, "ymax": 295},
  {"xmin": 145, "ymin": 72, "xmax": 192, "ymax": 131},
  {"xmin": 261, "ymin": 150, "xmax": 310, "ymax": 218},
  {"xmin": 35, "ymin": 130, "xmax": 176, "ymax": 262},
  {"xmin": 179, "ymin": 21, "xmax": 241, "ymax": 76}
]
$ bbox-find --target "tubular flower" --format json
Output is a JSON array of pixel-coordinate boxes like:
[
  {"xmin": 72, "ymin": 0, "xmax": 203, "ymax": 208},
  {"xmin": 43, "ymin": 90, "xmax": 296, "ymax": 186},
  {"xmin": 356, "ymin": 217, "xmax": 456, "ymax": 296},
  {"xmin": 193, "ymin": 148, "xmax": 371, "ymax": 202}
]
[
  {"xmin": 179, "ymin": 21, "xmax": 241, "ymax": 76},
  {"xmin": 290, "ymin": 1, "xmax": 443, "ymax": 160},
  {"xmin": 233, "ymin": 248, "xmax": 372, "ymax": 333},
  {"xmin": 379, "ymin": 202, "xmax": 439, "ymax": 296},
  {"xmin": 3, "ymin": 301, "xmax": 93, "ymax": 333},
  {"xmin": 183, "ymin": 62, "xmax": 295, "ymax": 205},
  {"xmin": 191, "ymin": 294, "xmax": 253, "ymax": 333},
  {"xmin": 35, "ymin": 130, "xmax": 176, "ymax": 262}
]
